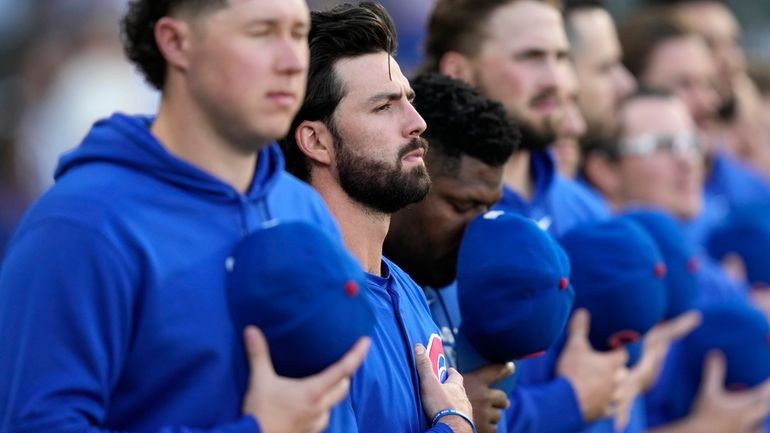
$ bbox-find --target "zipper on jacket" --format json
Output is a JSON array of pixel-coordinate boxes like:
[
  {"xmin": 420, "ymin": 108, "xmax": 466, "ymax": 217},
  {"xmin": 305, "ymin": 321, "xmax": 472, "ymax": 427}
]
[{"xmin": 387, "ymin": 285, "xmax": 429, "ymax": 430}]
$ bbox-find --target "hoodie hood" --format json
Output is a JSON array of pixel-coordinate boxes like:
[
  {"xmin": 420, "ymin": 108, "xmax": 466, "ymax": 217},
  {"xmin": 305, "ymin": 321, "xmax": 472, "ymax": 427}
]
[{"xmin": 55, "ymin": 113, "xmax": 284, "ymax": 202}]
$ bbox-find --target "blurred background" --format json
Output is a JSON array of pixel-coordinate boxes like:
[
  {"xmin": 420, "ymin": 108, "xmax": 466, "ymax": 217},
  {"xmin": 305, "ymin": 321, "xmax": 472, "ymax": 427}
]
[{"xmin": 0, "ymin": 0, "xmax": 768, "ymax": 253}]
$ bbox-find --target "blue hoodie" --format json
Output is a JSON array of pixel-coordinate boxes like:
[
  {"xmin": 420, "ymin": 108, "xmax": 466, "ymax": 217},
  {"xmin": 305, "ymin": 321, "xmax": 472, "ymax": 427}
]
[
  {"xmin": 493, "ymin": 151, "xmax": 610, "ymax": 238},
  {"xmin": 684, "ymin": 152, "xmax": 770, "ymax": 247},
  {"xmin": 0, "ymin": 114, "xmax": 341, "ymax": 433}
]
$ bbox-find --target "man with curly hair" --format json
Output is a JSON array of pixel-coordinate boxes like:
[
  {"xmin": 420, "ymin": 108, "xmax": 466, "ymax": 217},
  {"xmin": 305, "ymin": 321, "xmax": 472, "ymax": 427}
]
[{"xmin": 0, "ymin": 1, "xmax": 371, "ymax": 433}]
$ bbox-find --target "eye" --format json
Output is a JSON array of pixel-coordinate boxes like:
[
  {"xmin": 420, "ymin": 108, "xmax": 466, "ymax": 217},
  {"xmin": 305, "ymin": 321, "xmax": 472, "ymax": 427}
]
[
  {"xmin": 375, "ymin": 103, "xmax": 392, "ymax": 113},
  {"xmin": 451, "ymin": 201, "xmax": 473, "ymax": 213}
]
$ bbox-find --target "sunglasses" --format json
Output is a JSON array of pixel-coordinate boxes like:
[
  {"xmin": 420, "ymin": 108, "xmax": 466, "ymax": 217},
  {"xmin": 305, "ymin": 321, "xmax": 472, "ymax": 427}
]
[{"xmin": 615, "ymin": 130, "xmax": 703, "ymax": 158}]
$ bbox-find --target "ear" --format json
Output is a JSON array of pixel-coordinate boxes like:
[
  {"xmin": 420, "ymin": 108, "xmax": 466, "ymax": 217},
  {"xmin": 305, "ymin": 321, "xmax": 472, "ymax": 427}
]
[
  {"xmin": 583, "ymin": 154, "xmax": 620, "ymax": 201},
  {"xmin": 154, "ymin": 16, "xmax": 193, "ymax": 74},
  {"xmin": 438, "ymin": 52, "xmax": 476, "ymax": 86},
  {"xmin": 295, "ymin": 120, "xmax": 335, "ymax": 167}
]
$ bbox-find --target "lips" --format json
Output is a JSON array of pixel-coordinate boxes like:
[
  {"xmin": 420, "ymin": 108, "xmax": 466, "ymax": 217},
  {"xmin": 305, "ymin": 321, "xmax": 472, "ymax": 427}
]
[
  {"xmin": 403, "ymin": 147, "xmax": 426, "ymax": 161},
  {"xmin": 266, "ymin": 91, "xmax": 297, "ymax": 108}
]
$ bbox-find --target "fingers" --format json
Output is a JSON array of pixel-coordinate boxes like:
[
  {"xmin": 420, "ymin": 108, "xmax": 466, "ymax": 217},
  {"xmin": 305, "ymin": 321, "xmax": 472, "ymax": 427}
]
[
  {"xmin": 244, "ymin": 326, "xmax": 275, "ymax": 378},
  {"xmin": 488, "ymin": 388, "xmax": 510, "ymax": 410},
  {"xmin": 568, "ymin": 309, "xmax": 591, "ymax": 342},
  {"xmin": 444, "ymin": 368, "xmax": 464, "ymax": 387},
  {"xmin": 415, "ymin": 344, "xmax": 439, "ymax": 385},
  {"xmin": 700, "ymin": 350, "xmax": 726, "ymax": 396},
  {"xmin": 607, "ymin": 347, "xmax": 629, "ymax": 369},
  {"xmin": 309, "ymin": 337, "xmax": 371, "ymax": 401},
  {"xmin": 660, "ymin": 311, "xmax": 702, "ymax": 342},
  {"xmin": 470, "ymin": 362, "xmax": 516, "ymax": 385}
]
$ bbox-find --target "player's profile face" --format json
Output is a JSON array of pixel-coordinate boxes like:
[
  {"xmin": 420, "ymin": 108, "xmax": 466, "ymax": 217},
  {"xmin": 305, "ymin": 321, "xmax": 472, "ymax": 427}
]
[
  {"xmin": 613, "ymin": 97, "xmax": 704, "ymax": 220},
  {"xmin": 389, "ymin": 155, "xmax": 503, "ymax": 288},
  {"xmin": 467, "ymin": 0, "xmax": 569, "ymax": 138},
  {"xmin": 328, "ymin": 52, "xmax": 431, "ymax": 213},
  {"xmin": 569, "ymin": 8, "xmax": 636, "ymax": 142},
  {"xmin": 183, "ymin": 0, "xmax": 310, "ymax": 150}
]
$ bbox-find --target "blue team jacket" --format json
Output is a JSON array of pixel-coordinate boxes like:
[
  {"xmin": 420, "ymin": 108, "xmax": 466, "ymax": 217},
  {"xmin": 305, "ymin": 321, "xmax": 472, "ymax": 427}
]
[
  {"xmin": 0, "ymin": 114, "xmax": 340, "ymax": 433},
  {"xmin": 331, "ymin": 258, "xmax": 453, "ymax": 433},
  {"xmin": 493, "ymin": 150, "xmax": 609, "ymax": 238}
]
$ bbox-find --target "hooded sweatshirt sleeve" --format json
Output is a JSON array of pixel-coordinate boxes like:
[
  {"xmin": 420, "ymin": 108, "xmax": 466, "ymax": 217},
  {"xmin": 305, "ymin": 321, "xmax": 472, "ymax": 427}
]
[{"xmin": 0, "ymin": 220, "xmax": 259, "ymax": 433}]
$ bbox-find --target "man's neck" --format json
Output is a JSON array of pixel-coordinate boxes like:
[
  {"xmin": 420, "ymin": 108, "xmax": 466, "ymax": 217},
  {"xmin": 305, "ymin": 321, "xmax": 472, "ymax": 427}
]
[
  {"xmin": 151, "ymin": 89, "xmax": 261, "ymax": 194},
  {"xmin": 312, "ymin": 174, "xmax": 389, "ymax": 276},
  {"xmin": 502, "ymin": 150, "xmax": 534, "ymax": 200}
]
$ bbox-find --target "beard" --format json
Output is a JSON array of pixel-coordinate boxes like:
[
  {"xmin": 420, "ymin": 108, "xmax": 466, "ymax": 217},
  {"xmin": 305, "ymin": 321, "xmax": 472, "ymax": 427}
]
[
  {"xmin": 334, "ymin": 133, "xmax": 431, "ymax": 214},
  {"xmin": 518, "ymin": 120, "xmax": 555, "ymax": 152}
]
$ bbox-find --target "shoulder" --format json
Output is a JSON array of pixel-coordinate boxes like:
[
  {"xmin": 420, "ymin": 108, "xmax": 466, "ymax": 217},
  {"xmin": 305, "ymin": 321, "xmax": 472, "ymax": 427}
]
[{"xmin": 267, "ymin": 172, "xmax": 342, "ymax": 239}]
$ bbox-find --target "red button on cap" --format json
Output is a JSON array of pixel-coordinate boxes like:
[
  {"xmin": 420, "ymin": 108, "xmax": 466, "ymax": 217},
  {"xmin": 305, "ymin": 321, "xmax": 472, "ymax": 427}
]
[
  {"xmin": 345, "ymin": 281, "xmax": 359, "ymax": 297},
  {"xmin": 559, "ymin": 277, "xmax": 568, "ymax": 290}
]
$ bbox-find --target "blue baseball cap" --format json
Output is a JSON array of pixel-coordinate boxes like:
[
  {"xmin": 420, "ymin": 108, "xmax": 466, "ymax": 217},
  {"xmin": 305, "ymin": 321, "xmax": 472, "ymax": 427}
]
[
  {"xmin": 226, "ymin": 221, "xmax": 374, "ymax": 378},
  {"xmin": 456, "ymin": 211, "xmax": 575, "ymax": 369},
  {"xmin": 707, "ymin": 204, "xmax": 770, "ymax": 288},
  {"xmin": 667, "ymin": 301, "xmax": 770, "ymax": 421},
  {"xmin": 622, "ymin": 209, "xmax": 700, "ymax": 318},
  {"xmin": 560, "ymin": 218, "xmax": 667, "ymax": 364}
]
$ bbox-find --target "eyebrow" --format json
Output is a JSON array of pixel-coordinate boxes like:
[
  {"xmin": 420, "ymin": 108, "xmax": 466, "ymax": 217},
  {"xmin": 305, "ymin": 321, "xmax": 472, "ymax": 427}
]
[{"xmin": 367, "ymin": 89, "xmax": 416, "ymax": 105}]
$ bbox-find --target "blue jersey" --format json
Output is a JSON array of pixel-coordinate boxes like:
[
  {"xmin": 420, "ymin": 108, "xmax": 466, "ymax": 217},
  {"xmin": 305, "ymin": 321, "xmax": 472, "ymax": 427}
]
[
  {"xmin": 0, "ymin": 114, "xmax": 340, "ymax": 433},
  {"xmin": 494, "ymin": 151, "xmax": 609, "ymax": 237},
  {"xmin": 685, "ymin": 152, "xmax": 770, "ymax": 247},
  {"xmin": 331, "ymin": 258, "xmax": 452, "ymax": 433}
]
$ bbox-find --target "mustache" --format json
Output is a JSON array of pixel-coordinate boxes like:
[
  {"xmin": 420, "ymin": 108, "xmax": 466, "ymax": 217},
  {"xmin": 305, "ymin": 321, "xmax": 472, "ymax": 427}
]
[
  {"xmin": 530, "ymin": 88, "xmax": 559, "ymax": 107},
  {"xmin": 397, "ymin": 137, "xmax": 430, "ymax": 159}
]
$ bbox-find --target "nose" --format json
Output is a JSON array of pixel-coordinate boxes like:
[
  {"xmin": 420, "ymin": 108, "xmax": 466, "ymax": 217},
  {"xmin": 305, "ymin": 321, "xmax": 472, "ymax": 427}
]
[
  {"xmin": 691, "ymin": 84, "xmax": 720, "ymax": 122},
  {"xmin": 275, "ymin": 37, "xmax": 308, "ymax": 75},
  {"xmin": 404, "ymin": 101, "xmax": 427, "ymax": 138}
]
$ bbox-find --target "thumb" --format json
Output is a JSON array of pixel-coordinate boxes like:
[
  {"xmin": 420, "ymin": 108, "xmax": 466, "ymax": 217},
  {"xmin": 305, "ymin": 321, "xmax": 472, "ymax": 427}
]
[
  {"xmin": 567, "ymin": 309, "xmax": 591, "ymax": 344},
  {"xmin": 700, "ymin": 350, "xmax": 726, "ymax": 396},
  {"xmin": 472, "ymin": 362, "xmax": 516, "ymax": 385},
  {"xmin": 244, "ymin": 326, "xmax": 275, "ymax": 379}
]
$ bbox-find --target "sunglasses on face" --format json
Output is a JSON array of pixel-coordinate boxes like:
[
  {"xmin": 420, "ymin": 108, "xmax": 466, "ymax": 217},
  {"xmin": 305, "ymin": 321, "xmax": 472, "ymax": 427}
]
[{"xmin": 615, "ymin": 130, "xmax": 703, "ymax": 158}]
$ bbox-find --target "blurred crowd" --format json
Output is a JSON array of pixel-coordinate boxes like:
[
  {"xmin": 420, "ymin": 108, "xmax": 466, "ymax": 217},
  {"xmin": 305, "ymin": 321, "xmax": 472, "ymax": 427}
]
[{"xmin": 0, "ymin": 0, "xmax": 769, "ymax": 255}]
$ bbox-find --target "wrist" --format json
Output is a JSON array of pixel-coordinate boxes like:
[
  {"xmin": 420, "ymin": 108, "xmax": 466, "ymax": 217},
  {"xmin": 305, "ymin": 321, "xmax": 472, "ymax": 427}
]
[{"xmin": 432, "ymin": 409, "xmax": 477, "ymax": 433}]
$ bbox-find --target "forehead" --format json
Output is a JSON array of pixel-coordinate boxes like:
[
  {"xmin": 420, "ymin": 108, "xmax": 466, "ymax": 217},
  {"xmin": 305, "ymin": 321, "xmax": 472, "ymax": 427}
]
[
  {"xmin": 334, "ymin": 53, "xmax": 411, "ymax": 104},
  {"xmin": 215, "ymin": 0, "xmax": 309, "ymax": 23},
  {"xmin": 620, "ymin": 97, "xmax": 694, "ymax": 137},
  {"xmin": 435, "ymin": 156, "xmax": 503, "ymax": 196},
  {"xmin": 570, "ymin": 9, "xmax": 621, "ymax": 64},
  {"xmin": 649, "ymin": 36, "xmax": 715, "ymax": 75},
  {"xmin": 482, "ymin": 0, "xmax": 568, "ymax": 53}
]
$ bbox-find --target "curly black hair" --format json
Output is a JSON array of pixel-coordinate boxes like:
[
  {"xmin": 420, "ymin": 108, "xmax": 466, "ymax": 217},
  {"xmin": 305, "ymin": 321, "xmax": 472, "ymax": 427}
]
[
  {"xmin": 411, "ymin": 72, "xmax": 519, "ymax": 174},
  {"xmin": 281, "ymin": 2, "xmax": 397, "ymax": 182},
  {"xmin": 121, "ymin": 0, "xmax": 227, "ymax": 90}
]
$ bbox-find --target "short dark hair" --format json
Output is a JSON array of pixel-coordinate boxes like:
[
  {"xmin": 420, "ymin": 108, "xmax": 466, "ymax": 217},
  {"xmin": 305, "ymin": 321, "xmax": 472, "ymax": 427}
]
[
  {"xmin": 617, "ymin": 8, "xmax": 692, "ymax": 78},
  {"xmin": 423, "ymin": 0, "xmax": 561, "ymax": 73},
  {"xmin": 121, "ymin": 0, "xmax": 227, "ymax": 90},
  {"xmin": 411, "ymin": 73, "xmax": 518, "ymax": 174},
  {"xmin": 281, "ymin": 2, "xmax": 397, "ymax": 182}
]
